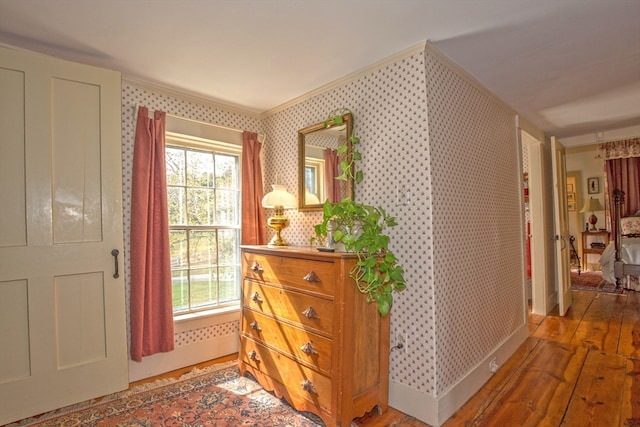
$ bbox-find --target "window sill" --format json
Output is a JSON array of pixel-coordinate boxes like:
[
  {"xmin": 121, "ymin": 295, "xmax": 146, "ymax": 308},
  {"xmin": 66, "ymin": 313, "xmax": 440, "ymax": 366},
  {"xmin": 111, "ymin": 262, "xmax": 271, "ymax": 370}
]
[{"xmin": 173, "ymin": 304, "xmax": 240, "ymax": 333}]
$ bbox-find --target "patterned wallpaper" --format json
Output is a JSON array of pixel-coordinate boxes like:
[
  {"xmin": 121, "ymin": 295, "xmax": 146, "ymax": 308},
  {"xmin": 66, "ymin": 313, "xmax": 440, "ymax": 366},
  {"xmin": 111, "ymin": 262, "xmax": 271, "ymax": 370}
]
[
  {"xmin": 119, "ymin": 82, "xmax": 262, "ymax": 348},
  {"xmin": 262, "ymin": 52, "xmax": 434, "ymax": 392},
  {"xmin": 119, "ymin": 43, "xmax": 525, "ymax": 405},
  {"xmin": 425, "ymin": 50, "xmax": 524, "ymax": 394}
]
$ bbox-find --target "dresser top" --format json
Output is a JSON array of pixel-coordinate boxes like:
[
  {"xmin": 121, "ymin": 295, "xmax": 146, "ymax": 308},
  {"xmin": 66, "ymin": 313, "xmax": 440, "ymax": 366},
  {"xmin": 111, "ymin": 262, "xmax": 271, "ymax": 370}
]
[{"xmin": 241, "ymin": 245, "xmax": 358, "ymax": 260}]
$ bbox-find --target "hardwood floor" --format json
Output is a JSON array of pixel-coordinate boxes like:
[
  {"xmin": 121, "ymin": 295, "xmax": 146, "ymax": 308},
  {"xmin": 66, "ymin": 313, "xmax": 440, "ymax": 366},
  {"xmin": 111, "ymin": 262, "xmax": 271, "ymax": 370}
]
[
  {"xmin": 362, "ymin": 289, "xmax": 639, "ymax": 427},
  {"xmin": 138, "ymin": 289, "xmax": 640, "ymax": 426}
]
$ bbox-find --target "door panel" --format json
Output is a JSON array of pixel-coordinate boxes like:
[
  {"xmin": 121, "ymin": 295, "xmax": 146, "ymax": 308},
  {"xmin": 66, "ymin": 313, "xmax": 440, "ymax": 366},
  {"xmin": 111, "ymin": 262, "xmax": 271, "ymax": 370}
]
[
  {"xmin": 0, "ymin": 279, "xmax": 30, "ymax": 383},
  {"xmin": 0, "ymin": 67, "xmax": 27, "ymax": 247},
  {"xmin": 551, "ymin": 136, "xmax": 572, "ymax": 316},
  {"xmin": 52, "ymin": 78, "xmax": 103, "ymax": 243},
  {"xmin": 55, "ymin": 272, "xmax": 107, "ymax": 368},
  {"xmin": 0, "ymin": 46, "xmax": 128, "ymax": 425}
]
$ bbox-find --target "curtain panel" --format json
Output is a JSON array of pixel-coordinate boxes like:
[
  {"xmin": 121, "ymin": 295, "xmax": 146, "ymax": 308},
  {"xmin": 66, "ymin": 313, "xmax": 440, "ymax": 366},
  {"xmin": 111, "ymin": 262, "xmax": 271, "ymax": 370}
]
[
  {"xmin": 324, "ymin": 148, "xmax": 341, "ymax": 203},
  {"xmin": 241, "ymin": 131, "xmax": 267, "ymax": 245},
  {"xmin": 605, "ymin": 157, "xmax": 640, "ymax": 234},
  {"xmin": 130, "ymin": 107, "xmax": 175, "ymax": 362}
]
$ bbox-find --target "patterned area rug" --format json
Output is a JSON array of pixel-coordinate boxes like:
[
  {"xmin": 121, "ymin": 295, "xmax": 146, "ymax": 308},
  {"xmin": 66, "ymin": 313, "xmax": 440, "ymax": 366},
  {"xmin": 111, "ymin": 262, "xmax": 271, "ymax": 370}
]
[
  {"xmin": 571, "ymin": 270, "xmax": 624, "ymax": 294},
  {"xmin": 8, "ymin": 361, "xmax": 324, "ymax": 426}
]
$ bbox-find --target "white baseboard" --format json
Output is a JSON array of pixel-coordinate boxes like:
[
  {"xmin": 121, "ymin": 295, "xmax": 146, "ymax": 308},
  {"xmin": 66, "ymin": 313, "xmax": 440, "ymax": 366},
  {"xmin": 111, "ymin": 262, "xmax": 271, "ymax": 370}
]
[
  {"xmin": 389, "ymin": 323, "xmax": 529, "ymax": 427},
  {"xmin": 128, "ymin": 333, "xmax": 238, "ymax": 383}
]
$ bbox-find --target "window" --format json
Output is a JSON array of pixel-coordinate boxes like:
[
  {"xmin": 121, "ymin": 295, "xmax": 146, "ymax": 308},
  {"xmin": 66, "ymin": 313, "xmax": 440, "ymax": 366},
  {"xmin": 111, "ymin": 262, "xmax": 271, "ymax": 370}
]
[
  {"xmin": 305, "ymin": 157, "xmax": 325, "ymax": 202},
  {"xmin": 165, "ymin": 133, "xmax": 241, "ymax": 315}
]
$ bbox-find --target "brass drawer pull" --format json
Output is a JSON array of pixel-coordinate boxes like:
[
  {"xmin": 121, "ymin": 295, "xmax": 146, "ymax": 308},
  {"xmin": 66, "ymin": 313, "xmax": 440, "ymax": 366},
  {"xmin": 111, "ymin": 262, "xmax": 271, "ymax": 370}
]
[
  {"xmin": 303, "ymin": 271, "xmax": 320, "ymax": 282},
  {"xmin": 300, "ymin": 342, "xmax": 318, "ymax": 355},
  {"xmin": 251, "ymin": 292, "xmax": 263, "ymax": 303},
  {"xmin": 251, "ymin": 261, "xmax": 263, "ymax": 273},
  {"xmin": 302, "ymin": 306, "xmax": 319, "ymax": 319},
  {"xmin": 248, "ymin": 350, "xmax": 260, "ymax": 361},
  {"xmin": 250, "ymin": 320, "xmax": 262, "ymax": 331},
  {"xmin": 301, "ymin": 379, "xmax": 317, "ymax": 394}
]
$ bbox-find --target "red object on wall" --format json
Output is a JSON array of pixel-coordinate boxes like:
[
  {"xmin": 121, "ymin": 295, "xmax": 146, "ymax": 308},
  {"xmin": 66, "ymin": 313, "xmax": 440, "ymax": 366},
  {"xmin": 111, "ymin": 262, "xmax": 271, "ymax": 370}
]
[{"xmin": 526, "ymin": 222, "xmax": 531, "ymax": 278}]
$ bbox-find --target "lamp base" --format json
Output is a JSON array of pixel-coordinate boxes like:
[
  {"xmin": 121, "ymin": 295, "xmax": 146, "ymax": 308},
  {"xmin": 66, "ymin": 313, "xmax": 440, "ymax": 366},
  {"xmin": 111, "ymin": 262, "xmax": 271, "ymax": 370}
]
[
  {"xmin": 266, "ymin": 215, "xmax": 289, "ymax": 247},
  {"xmin": 589, "ymin": 213, "xmax": 598, "ymax": 231},
  {"xmin": 267, "ymin": 233, "xmax": 288, "ymax": 247}
]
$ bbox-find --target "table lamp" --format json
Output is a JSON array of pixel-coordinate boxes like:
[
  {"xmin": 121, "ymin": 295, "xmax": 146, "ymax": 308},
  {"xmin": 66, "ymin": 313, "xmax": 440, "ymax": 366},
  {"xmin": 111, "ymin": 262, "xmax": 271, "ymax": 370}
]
[
  {"xmin": 262, "ymin": 184, "xmax": 297, "ymax": 246},
  {"xmin": 579, "ymin": 197, "xmax": 604, "ymax": 231},
  {"xmin": 305, "ymin": 188, "xmax": 320, "ymax": 205}
]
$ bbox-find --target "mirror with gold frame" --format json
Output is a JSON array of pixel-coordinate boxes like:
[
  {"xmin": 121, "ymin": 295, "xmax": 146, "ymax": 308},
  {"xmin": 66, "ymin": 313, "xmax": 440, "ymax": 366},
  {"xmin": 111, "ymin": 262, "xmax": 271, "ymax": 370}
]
[{"xmin": 298, "ymin": 113, "xmax": 354, "ymax": 211}]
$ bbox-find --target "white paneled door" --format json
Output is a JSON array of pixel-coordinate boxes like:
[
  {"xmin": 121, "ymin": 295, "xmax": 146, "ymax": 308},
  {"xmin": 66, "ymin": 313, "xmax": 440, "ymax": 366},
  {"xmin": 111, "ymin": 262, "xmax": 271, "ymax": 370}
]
[
  {"xmin": 551, "ymin": 136, "xmax": 572, "ymax": 316},
  {"xmin": 0, "ymin": 47, "xmax": 128, "ymax": 424}
]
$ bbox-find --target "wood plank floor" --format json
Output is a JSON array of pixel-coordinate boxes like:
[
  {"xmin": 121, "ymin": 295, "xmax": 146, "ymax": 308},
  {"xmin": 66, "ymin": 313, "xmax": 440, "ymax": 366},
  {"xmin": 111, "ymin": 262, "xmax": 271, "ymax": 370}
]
[
  {"xmin": 139, "ymin": 289, "xmax": 640, "ymax": 426},
  {"xmin": 367, "ymin": 289, "xmax": 639, "ymax": 427}
]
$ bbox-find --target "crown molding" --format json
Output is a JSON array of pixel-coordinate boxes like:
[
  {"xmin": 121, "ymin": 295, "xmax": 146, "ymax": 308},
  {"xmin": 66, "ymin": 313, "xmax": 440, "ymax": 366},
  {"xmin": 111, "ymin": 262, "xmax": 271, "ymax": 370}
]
[
  {"xmin": 261, "ymin": 41, "xmax": 428, "ymax": 118},
  {"xmin": 122, "ymin": 76, "xmax": 262, "ymax": 118}
]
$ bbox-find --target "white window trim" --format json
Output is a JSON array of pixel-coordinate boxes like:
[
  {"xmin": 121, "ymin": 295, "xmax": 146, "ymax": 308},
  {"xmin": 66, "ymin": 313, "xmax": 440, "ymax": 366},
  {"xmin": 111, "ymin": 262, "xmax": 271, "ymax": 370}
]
[{"xmin": 165, "ymin": 120, "xmax": 244, "ymax": 320}]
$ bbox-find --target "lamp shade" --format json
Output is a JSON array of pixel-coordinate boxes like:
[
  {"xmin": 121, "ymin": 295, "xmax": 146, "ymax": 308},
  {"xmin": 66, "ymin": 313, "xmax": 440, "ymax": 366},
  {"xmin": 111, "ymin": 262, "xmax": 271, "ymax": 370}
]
[
  {"xmin": 262, "ymin": 184, "xmax": 297, "ymax": 209},
  {"xmin": 305, "ymin": 189, "xmax": 320, "ymax": 205},
  {"xmin": 579, "ymin": 197, "xmax": 604, "ymax": 213}
]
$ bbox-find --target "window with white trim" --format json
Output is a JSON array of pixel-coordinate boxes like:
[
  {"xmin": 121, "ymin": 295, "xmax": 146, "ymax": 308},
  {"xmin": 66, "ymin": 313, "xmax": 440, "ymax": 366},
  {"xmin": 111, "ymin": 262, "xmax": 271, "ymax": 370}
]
[
  {"xmin": 304, "ymin": 157, "xmax": 325, "ymax": 203},
  {"xmin": 165, "ymin": 132, "xmax": 241, "ymax": 315}
]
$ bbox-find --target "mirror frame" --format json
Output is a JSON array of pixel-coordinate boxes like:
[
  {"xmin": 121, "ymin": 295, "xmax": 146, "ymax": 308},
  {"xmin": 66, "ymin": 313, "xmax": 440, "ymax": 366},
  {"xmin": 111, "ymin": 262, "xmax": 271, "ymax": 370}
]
[{"xmin": 298, "ymin": 113, "xmax": 354, "ymax": 211}]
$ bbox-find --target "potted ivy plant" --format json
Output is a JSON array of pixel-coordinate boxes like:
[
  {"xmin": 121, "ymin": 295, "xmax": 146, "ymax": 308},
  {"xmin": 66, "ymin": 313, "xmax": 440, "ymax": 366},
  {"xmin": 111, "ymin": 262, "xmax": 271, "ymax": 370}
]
[{"xmin": 311, "ymin": 108, "xmax": 406, "ymax": 316}]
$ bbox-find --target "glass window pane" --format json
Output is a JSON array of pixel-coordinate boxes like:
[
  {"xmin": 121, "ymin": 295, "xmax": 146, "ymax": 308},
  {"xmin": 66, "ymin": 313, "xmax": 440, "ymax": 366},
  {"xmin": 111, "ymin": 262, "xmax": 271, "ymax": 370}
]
[
  {"xmin": 186, "ymin": 150, "xmax": 214, "ymax": 187},
  {"xmin": 215, "ymin": 154, "xmax": 238, "ymax": 189},
  {"xmin": 171, "ymin": 270, "xmax": 189, "ymax": 313},
  {"xmin": 169, "ymin": 230, "xmax": 188, "ymax": 269},
  {"xmin": 189, "ymin": 230, "xmax": 217, "ymax": 269},
  {"xmin": 218, "ymin": 266, "xmax": 239, "ymax": 303},
  {"xmin": 166, "ymin": 141, "xmax": 241, "ymax": 316},
  {"xmin": 218, "ymin": 229, "xmax": 238, "ymax": 266},
  {"xmin": 216, "ymin": 190, "xmax": 239, "ymax": 225},
  {"xmin": 166, "ymin": 147, "xmax": 185, "ymax": 185},
  {"xmin": 305, "ymin": 166, "xmax": 317, "ymax": 193},
  {"xmin": 168, "ymin": 187, "xmax": 186, "ymax": 225},
  {"xmin": 186, "ymin": 188, "xmax": 215, "ymax": 225},
  {"xmin": 190, "ymin": 268, "xmax": 217, "ymax": 308}
]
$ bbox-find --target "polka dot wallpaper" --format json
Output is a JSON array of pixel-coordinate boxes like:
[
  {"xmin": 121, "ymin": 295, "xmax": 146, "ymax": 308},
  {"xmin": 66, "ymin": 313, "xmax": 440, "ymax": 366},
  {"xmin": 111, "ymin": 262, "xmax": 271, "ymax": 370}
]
[
  {"xmin": 120, "ymin": 43, "xmax": 525, "ymax": 401},
  {"xmin": 425, "ymin": 50, "xmax": 524, "ymax": 394},
  {"xmin": 262, "ymin": 52, "xmax": 434, "ymax": 393},
  {"xmin": 120, "ymin": 83, "xmax": 262, "ymax": 349}
]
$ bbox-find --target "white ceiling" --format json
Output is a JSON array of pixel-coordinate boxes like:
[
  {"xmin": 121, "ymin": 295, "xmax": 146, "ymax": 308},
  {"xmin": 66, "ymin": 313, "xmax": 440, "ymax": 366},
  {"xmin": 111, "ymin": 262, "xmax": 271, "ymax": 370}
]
[{"xmin": 1, "ymin": 0, "xmax": 639, "ymax": 145}]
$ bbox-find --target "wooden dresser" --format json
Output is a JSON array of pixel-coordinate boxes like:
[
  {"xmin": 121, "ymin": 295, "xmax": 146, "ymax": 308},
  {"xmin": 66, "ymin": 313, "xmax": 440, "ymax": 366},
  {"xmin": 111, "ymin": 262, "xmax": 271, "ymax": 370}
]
[{"xmin": 239, "ymin": 246, "xmax": 390, "ymax": 426}]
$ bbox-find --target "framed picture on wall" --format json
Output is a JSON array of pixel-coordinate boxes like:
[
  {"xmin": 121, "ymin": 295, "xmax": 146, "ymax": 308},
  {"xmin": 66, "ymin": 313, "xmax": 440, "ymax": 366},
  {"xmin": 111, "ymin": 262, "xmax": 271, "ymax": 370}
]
[
  {"xmin": 567, "ymin": 183, "xmax": 574, "ymax": 193},
  {"xmin": 567, "ymin": 193, "xmax": 575, "ymax": 202},
  {"xmin": 568, "ymin": 202, "xmax": 576, "ymax": 211},
  {"xmin": 588, "ymin": 177, "xmax": 599, "ymax": 194}
]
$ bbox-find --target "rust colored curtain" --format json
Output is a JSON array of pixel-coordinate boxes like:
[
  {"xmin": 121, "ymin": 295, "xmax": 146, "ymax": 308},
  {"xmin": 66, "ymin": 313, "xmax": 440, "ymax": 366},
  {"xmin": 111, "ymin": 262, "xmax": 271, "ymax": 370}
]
[
  {"xmin": 605, "ymin": 156, "xmax": 640, "ymax": 235},
  {"xmin": 324, "ymin": 148, "xmax": 341, "ymax": 203},
  {"xmin": 130, "ymin": 107, "xmax": 174, "ymax": 362},
  {"xmin": 241, "ymin": 131, "xmax": 266, "ymax": 245}
]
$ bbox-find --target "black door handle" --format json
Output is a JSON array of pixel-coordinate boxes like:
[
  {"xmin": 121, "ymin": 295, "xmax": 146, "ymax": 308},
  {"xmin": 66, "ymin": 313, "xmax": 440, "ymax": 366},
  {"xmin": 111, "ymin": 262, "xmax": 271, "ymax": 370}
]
[{"xmin": 111, "ymin": 249, "xmax": 120, "ymax": 278}]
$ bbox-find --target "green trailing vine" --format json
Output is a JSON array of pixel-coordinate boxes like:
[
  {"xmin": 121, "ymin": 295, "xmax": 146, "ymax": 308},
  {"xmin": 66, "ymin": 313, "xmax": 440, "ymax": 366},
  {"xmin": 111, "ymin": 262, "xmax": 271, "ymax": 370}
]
[
  {"xmin": 311, "ymin": 108, "xmax": 406, "ymax": 316},
  {"xmin": 323, "ymin": 108, "xmax": 364, "ymax": 187}
]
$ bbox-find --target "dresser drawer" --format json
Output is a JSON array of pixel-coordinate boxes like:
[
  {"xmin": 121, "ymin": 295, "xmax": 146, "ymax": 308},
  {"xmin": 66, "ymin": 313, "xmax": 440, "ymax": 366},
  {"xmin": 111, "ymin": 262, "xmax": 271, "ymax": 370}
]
[
  {"xmin": 240, "ymin": 337, "xmax": 332, "ymax": 413},
  {"xmin": 243, "ymin": 280, "xmax": 333, "ymax": 336},
  {"xmin": 242, "ymin": 309, "xmax": 332, "ymax": 374},
  {"xmin": 242, "ymin": 252, "xmax": 335, "ymax": 296}
]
